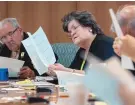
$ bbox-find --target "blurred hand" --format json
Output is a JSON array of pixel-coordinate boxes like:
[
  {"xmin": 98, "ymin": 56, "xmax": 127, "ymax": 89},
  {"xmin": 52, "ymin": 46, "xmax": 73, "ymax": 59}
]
[
  {"xmin": 113, "ymin": 37, "xmax": 122, "ymax": 56},
  {"xmin": 119, "ymin": 83, "xmax": 135, "ymax": 105},
  {"xmin": 18, "ymin": 66, "xmax": 35, "ymax": 79},
  {"xmin": 48, "ymin": 63, "xmax": 65, "ymax": 71},
  {"xmin": 113, "ymin": 35, "xmax": 135, "ymax": 59},
  {"xmin": 47, "ymin": 63, "xmax": 65, "ymax": 76}
]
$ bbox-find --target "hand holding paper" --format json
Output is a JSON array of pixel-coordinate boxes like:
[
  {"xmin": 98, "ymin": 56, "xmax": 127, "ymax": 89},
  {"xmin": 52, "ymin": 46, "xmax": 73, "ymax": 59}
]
[
  {"xmin": 109, "ymin": 8, "xmax": 134, "ymax": 70},
  {"xmin": 22, "ymin": 27, "xmax": 56, "ymax": 75}
]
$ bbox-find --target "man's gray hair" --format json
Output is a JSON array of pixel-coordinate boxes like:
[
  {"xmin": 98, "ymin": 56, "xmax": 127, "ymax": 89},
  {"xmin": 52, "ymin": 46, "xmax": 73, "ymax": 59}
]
[
  {"xmin": 110, "ymin": 5, "xmax": 135, "ymax": 33},
  {"xmin": 0, "ymin": 18, "xmax": 20, "ymax": 29}
]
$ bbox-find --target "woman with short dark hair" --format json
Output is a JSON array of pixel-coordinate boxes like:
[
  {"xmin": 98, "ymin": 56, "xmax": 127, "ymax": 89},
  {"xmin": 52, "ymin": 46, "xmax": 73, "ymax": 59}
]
[{"xmin": 49, "ymin": 11, "xmax": 116, "ymax": 73}]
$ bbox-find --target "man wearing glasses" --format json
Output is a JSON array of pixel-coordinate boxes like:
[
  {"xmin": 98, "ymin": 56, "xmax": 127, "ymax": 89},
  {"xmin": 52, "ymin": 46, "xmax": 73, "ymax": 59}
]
[{"xmin": 0, "ymin": 18, "xmax": 38, "ymax": 79}]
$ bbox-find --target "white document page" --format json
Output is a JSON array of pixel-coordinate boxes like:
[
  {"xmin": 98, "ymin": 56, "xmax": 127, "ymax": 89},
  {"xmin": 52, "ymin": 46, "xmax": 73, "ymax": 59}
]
[
  {"xmin": 55, "ymin": 71, "xmax": 84, "ymax": 87},
  {"xmin": 0, "ymin": 56, "xmax": 24, "ymax": 77},
  {"xmin": 84, "ymin": 57, "xmax": 135, "ymax": 105},
  {"xmin": 35, "ymin": 76, "xmax": 54, "ymax": 81},
  {"xmin": 11, "ymin": 81, "xmax": 54, "ymax": 87},
  {"xmin": 22, "ymin": 27, "xmax": 56, "ymax": 75},
  {"xmin": 109, "ymin": 8, "xmax": 134, "ymax": 70}
]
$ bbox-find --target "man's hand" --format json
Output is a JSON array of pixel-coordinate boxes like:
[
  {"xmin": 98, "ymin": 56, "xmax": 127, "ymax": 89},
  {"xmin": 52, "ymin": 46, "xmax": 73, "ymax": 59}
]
[
  {"xmin": 113, "ymin": 35, "xmax": 135, "ymax": 61},
  {"xmin": 18, "ymin": 66, "xmax": 35, "ymax": 79},
  {"xmin": 113, "ymin": 37, "xmax": 122, "ymax": 56}
]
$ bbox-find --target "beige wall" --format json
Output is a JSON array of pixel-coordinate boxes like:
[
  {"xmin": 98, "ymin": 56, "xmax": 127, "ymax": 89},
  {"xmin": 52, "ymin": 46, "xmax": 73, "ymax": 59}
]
[{"xmin": 0, "ymin": 1, "xmax": 134, "ymax": 43}]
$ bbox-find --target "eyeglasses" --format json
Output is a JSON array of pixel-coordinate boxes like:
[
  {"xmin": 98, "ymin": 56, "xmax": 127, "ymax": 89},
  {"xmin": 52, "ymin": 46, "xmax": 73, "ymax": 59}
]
[
  {"xmin": 67, "ymin": 25, "xmax": 81, "ymax": 38},
  {"xmin": 0, "ymin": 27, "xmax": 18, "ymax": 42}
]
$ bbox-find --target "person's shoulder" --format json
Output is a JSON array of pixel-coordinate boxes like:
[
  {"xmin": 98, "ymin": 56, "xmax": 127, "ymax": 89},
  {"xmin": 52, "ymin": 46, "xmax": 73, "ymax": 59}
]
[
  {"xmin": 0, "ymin": 44, "xmax": 10, "ymax": 56},
  {"xmin": 94, "ymin": 34, "xmax": 116, "ymax": 60},
  {"xmin": 98, "ymin": 35, "xmax": 114, "ymax": 42},
  {"xmin": 1, "ymin": 44, "xmax": 8, "ymax": 51},
  {"xmin": 20, "ymin": 32, "xmax": 29, "ymax": 52},
  {"xmin": 23, "ymin": 32, "xmax": 29, "ymax": 40},
  {"xmin": 97, "ymin": 34, "xmax": 114, "ymax": 44}
]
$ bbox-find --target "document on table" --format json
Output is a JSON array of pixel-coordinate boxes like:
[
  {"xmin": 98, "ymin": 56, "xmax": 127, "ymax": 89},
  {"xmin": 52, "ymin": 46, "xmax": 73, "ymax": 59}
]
[
  {"xmin": 11, "ymin": 79, "xmax": 54, "ymax": 87},
  {"xmin": 22, "ymin": 27, "xmax": 56, "ymax": 75},
  {"xmin": 0, "ymin": 56, "xmax": 24, "ymax": 77},
  {"xmin": 55, "ymin": 71, "xmax": 84, "ymax": 87},
  {"xmin": 35, "ymin": 76, "xmax": 54, "ymax": 81},
  {"xmin": 109, "ymin": 8, "xmax": 134, "ymax": 70},
  {"xmin": 84, "ymin": 57, "xmax": 135, "ymax": 105}
]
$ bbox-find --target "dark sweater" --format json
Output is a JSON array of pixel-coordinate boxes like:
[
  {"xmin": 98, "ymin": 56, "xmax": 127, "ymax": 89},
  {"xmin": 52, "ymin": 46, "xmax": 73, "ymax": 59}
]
[{"xmin": 69, "ymin": 34, "xmax": 116, "ymax": 70}]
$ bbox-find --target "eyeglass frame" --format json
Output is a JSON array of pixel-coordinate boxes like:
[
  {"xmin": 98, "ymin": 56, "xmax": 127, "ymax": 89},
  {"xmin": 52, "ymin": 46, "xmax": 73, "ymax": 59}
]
[
  {"xmin": 0, "ymin": 27, "xmax": 19, "ymax": 43},
  {"xmin": 67, "ymin": 25, "xmax": 81, "ymax": 38}
]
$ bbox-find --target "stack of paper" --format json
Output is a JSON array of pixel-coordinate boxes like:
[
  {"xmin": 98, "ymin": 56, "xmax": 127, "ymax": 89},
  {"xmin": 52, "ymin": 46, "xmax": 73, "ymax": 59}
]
[
  {"xmin": 55, "ymin": 71, "xmax": 84, "ymax": 87},
  {"xmin": 22, "ymin": 27, "xmax": 56, "ymax": 75},
  {"xmin": 0, "ymin": 56, "xmax": 24, "ymax": 77},
  {"xmin": 10, "ymin": 79, "xmax": 54, "ymax": 90},
  {"xmin": 35, "ymin": 76, "xmax": 54, "ymax": 81}
]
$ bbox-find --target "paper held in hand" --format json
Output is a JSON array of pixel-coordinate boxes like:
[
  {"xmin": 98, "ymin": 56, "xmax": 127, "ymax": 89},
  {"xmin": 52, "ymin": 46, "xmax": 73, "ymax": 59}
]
[
  {"xmin": 22, "ymin": 27, "xmax": 56, "ymax": 75},
  {"xmin": 109, "ymin": 8, "xmax": 134, "ymax": 70}
]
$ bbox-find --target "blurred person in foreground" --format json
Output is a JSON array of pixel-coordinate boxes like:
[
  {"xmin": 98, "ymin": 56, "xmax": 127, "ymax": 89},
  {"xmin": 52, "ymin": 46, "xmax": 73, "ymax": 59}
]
[
  {"xmin": 112, "ymin": 5, "xmax": 135, "ymax": 57},
  {"xmin": 112, "ymin": 5, "xmax": 135, "ymax": 105},
  {"xmin": 119, "ymin": 83, "xmax": 135, "ymax": 105},
  {"xmin": 113, "ymin": 35, "xmax": 135, "ymax": 62},
  {"xmin": 112, "ymin": 5, "xmax": 135, "ymax": 75}
]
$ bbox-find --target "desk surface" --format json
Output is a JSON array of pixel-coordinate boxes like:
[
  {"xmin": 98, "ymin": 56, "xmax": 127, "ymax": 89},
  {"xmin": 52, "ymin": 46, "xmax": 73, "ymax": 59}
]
[
  {"xmin": 0, "ymin": 89, "xmax": 108, "ymax": 105},
  {"xmin": 0, "ymin": 81, "xmax": 108, "ymax": 105}
]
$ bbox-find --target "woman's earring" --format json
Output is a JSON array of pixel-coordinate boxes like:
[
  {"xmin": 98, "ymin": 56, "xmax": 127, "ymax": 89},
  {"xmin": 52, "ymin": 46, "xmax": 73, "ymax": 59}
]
[
  {"xmin": 89, "ymin": 29, "xmax": 92, "ymax": 33},
  {"xmin": 89, "ymin": 29, "xmax": 97, "ymax": 36}
]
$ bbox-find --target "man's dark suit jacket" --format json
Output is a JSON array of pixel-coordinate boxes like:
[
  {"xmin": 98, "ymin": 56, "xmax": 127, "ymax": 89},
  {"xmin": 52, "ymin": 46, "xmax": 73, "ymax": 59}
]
[
  {"xmin": 0, "ymin": 32, "xmax": 59, "ymax": 84},
  {"xmin": 0, "ymin": 32, "xmax": 39, "ymax": 76}
]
